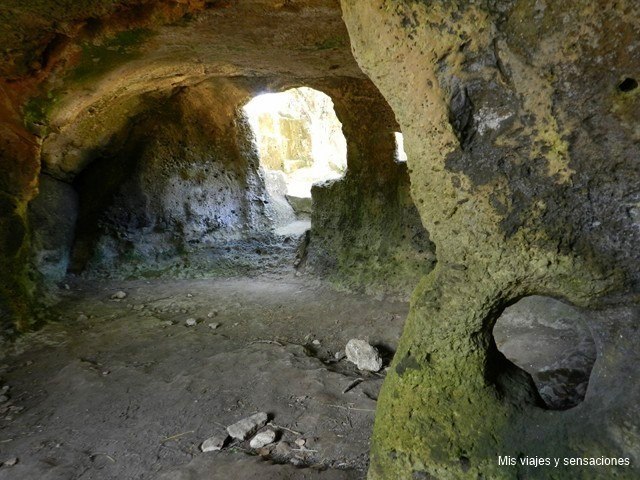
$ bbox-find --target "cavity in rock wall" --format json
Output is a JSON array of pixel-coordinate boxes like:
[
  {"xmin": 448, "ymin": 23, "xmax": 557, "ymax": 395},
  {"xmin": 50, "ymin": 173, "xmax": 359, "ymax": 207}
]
[
  {"xmin": 28, "ymin": 174, "xmax": 78, "ymax": 286},
  {"xmin": 68, "ymin": 85, "xmax": 287, "ymax": 278}
]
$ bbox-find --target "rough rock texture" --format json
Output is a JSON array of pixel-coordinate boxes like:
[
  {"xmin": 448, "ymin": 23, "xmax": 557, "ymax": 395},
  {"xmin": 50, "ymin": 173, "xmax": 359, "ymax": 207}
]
[
  {"xmin": 1, "ymin": 1, "xmax": 638, "ymax": 478},
  {"xmin": 67, "ymin": 80, "xmax": 278, "ymax": 277},
  {"xmin": 307, "ymin": 81, "xmax": 435, "ymax": 299},
  {"xmin": 201, "ymin": 434, "xmax": 228, "ymax": 453},
  {"xmin": 345, "ymin": 339, "xmax": 383, "ymax": 372},
  {"xmin": 340, "ymin": 0, "xmax": 640, "ymax": 478},
  {"xmin": 28, "ymin": 174, "xmax": 78, "ymax": 286},
  {"xmin": 227, "ymin": 412, "xmax": 269, "ymax": 441},
  {"xmin": 0, "ymin": 0, "xmax": 433, "ymax": 331},
  {"xmin": 249, "ymin": 429, "xmax": 277, "ymax": 449}
]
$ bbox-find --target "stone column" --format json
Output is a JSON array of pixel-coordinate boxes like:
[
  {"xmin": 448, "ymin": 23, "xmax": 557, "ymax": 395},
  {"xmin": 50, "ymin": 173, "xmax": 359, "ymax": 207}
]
[{"xmin": 341, "ymin": 0, "xmax": 640, "ymax": 478}]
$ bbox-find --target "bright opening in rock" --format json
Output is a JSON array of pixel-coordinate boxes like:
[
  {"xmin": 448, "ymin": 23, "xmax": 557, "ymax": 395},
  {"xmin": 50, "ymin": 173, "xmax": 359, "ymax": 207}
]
[
  {"xmin": 493, "ymin": 295, "xmax": 597, "ymax": 410},
  {"xmin": 243, "ymin": 87, "xmax": 347, "ymax": 205},
  {"xmin": 394, "ymin": 132, "xmax": 408, "ymax": 163}
]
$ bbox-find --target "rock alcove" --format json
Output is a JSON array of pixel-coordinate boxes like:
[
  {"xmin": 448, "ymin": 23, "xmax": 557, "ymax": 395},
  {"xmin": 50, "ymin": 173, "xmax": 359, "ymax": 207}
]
[
  {"xmin": 493, "ymin": 295, "xmax": 597, "ymax": 410},
  {"xmin": 0, "ymin": 1, "xmax": 639, "ymax": 479}
]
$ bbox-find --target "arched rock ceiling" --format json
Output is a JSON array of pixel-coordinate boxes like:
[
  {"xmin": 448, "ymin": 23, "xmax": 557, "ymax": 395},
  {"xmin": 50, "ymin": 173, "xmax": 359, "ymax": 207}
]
[{"xmin": 3, "ymin": 0, "xmax": 370, "ymax": 179}]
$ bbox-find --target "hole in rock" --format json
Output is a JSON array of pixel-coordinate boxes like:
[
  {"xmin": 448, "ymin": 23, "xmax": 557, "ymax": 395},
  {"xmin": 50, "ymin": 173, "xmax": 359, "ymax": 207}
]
[
  {"xmin": 618, "ymin": 77, "xmax": 638, "ymax": 92},
  {"xmin": 493, "ymin": 295, "xmax": 597, "ymax": 410},
  {"xmin": 394, "ymin": 132, "xmax": 408, "ymax": 163}
]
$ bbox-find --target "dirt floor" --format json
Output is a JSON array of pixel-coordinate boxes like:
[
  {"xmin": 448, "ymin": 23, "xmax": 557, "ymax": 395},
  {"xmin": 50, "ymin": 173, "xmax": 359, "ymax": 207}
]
[
  {"xmin": 0, "ymin": 274, "xmax": 407, "ymax": 480},
  {"xmin": 0, "ymin": 276, "xmax": 597, "ymax": 479}
]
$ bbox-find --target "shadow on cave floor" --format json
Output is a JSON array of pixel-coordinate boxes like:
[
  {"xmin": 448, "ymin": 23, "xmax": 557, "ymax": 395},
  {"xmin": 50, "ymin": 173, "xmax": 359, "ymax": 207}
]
[
  {"xmin": 0, "ymin": 279, "xmax": 602, "ymax": 478},
  {"xmin": 0, "ymin": 276, "xmax": 407, "ymax": 480}
]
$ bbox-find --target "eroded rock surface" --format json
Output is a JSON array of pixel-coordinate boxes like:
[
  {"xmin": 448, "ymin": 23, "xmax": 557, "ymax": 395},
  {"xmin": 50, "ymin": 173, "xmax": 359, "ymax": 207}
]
[
  {"xmin": 341, "ymin": 0, "xmax": 640, "ymax": 478},
  {"xmin": 0, "ymin": 1, "xmax": 638, "ymax": 479},
  {"xmin": 0, "ymin": 1, "xmax": 435, "ymax": 334},
  {"xmin": 345, "ymin": 339, "xmax": 383, "ymax": 372}
]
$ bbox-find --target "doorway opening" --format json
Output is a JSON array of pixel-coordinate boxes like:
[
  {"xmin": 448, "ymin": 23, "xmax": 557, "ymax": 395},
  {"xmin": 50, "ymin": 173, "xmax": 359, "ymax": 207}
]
[{"xmin": 244, "ymin": 87, "xmax": 347, "ymax": 234}]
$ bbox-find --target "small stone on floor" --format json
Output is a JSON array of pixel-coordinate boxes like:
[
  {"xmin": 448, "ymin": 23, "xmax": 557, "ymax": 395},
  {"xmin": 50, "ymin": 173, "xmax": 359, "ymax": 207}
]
[
  {"xmin": 201, "ymin": 434, "xmax": 228, "ymax": 452},
  {"xmin": 345, "ymin": 339, "xmax": 383, "ymax": 372},
  {"xmin": 227, "ymin": 412, "xmax": 268, "ymax": 440},
  {"xmin": 249, "ymin": 429, "xmax": 276, "ymax": 448}
]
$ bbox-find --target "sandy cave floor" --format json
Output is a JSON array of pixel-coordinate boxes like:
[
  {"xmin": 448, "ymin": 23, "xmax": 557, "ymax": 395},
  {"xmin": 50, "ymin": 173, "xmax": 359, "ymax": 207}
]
[
  {"xmin": 0, "ymin": 275, "xmax": 595, "ymax": 479},
  {"xmin": 0, "ymin": 275, "xmax": 408, "ymax": 480}
]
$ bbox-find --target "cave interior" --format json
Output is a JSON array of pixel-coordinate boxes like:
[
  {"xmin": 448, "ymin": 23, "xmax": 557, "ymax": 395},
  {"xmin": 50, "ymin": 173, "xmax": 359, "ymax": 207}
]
[{"xmin": 0, "ymin": 1, "xmax": 638, "ymax": 479}]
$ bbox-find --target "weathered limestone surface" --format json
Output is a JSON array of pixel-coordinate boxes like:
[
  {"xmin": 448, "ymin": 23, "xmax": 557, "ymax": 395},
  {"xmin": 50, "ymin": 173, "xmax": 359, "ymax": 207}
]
[
  {"xmin": 1, "ymin": 1, "xmax": 638, "ymax": 478},
  {"xmin": 340, "ymin": 0, "xmax": 639, "ymax": 478},
  {"xmin": 308, "ymin": 80, "xmax": 435, "ymax": 298},
  {"xmin": 29, "ymin": 174, "xmax": 78, "ymax": 284},
  {"xmin": 67, "ymin": 80, "xmax": 276, "ymax": 277},
  {"xmin": 0, "ymin": 0, "xmax": 433, "ymax": 331}
]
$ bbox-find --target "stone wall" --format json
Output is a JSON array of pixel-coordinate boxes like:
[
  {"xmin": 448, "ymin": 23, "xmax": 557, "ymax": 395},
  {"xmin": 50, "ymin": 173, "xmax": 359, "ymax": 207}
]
[
  {"xmin": 0, "ymin": 0, "xmax": 436, "ymax": 331},
  {"xmin": 28, "ymin": 174, "xmax": 78, "ymax": 285},
  {"xmin": 17, "ymin": 75, "xmax": 433, "ymax": 302},
  {"xmin": 66, "ymin": 81, "xmax": 284, "ymax": 278},
  {"xmin": 27, "ymin": 76, "xmax": 434, "ymax": 291},
  {"xmin": 341, "ymin": 0, "xmax": 640, "ymax": 478},
  {"xmin": 308, "ymin": 81, "xmax": 435, "ymax": 299}
]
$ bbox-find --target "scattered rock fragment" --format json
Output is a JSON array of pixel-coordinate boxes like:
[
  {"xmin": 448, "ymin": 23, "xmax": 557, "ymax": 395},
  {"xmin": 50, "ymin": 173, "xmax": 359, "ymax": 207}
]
[
  {"xmin": 0, "ymin": 395, "xmax": 8, "ymax": 403},
  {"xmin": 207, "ymin": 311, "xmax": 219, "ymax": 318},
  {"xmin": 185, "ymin": 318, "xmax": 197, "ymax": 327},
  {"xmin": 334, "ymin": 351, "xmax": 346, "ymax": 361},
  {"xmin": 111, "ymin": 291, "xmax": 127, "ymax": 300},
  {"xmin": 77, "ymin": 313, "xmax": 88, "ymax": 322},
  {"xmin": 249, "ymin": 429, "xmax": 276, "ymax": 448},
  {"xmin": 345, "ymin": 339, "xmax": 383, "ymax": 372},
  {"xmin": 2, "ymin": 457, "xmax": 18, "ymax": 467},
  {"xmin": 294, "ymin": 438, "xmax": 306, "ymax": 447},
  {"xmin": 227, "ymin": 412, "xmax": 268, "ymax": 440},
  {"xmin": 201, "ymin": 434, "xmax": 228, "ymax": 452},
  {"xmin": 208, "ymin": 322, "xmax": 220, "ymax": 330},
  {"xmin": 160, "ymin": 320, "xmax": 175, "ymax": 327},
  {"xmin": 312, "ymin": 339, "xmax": 321, "ymax": 346}
]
